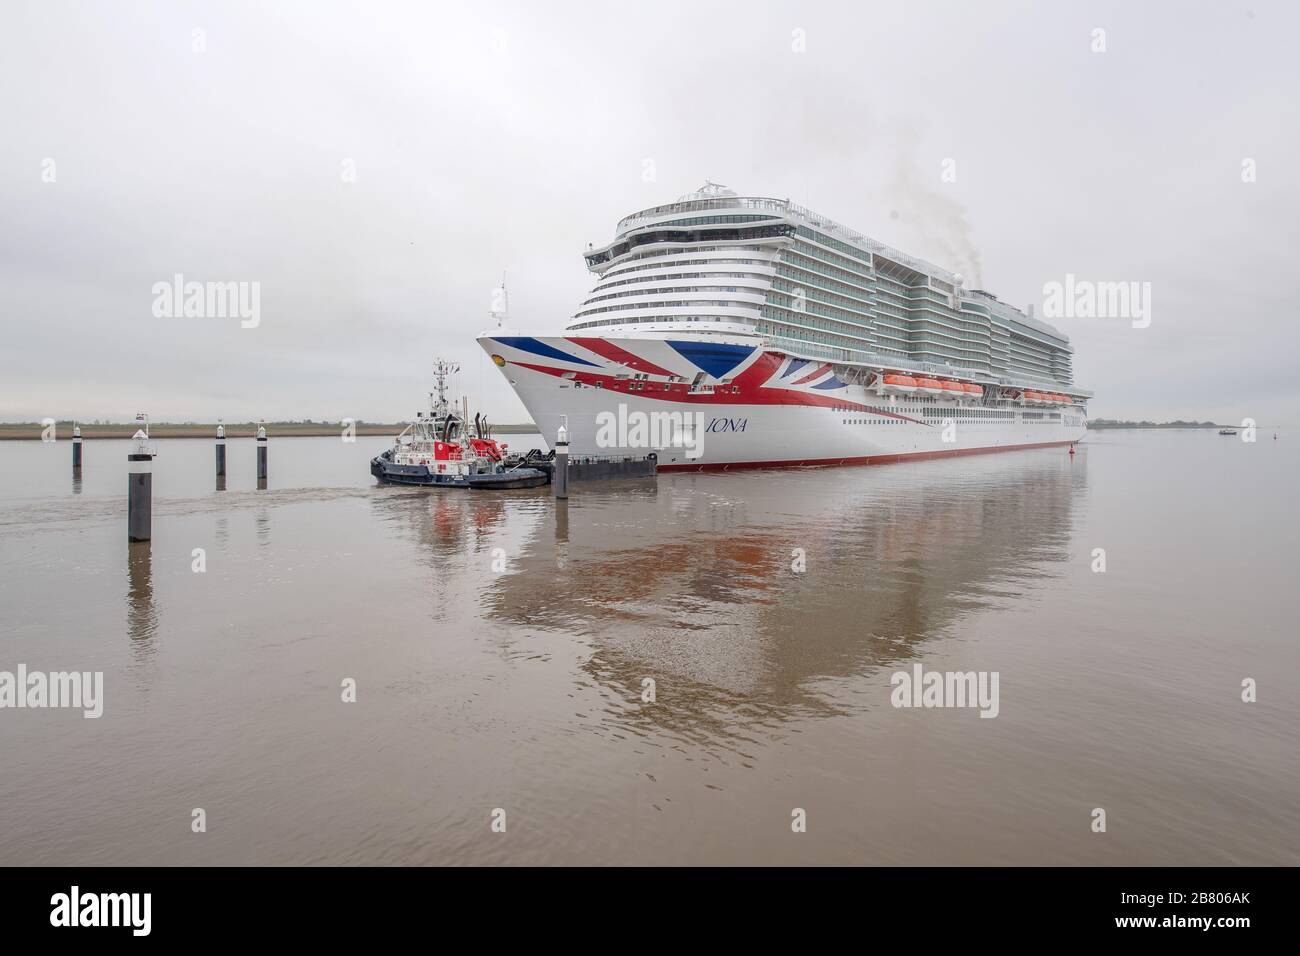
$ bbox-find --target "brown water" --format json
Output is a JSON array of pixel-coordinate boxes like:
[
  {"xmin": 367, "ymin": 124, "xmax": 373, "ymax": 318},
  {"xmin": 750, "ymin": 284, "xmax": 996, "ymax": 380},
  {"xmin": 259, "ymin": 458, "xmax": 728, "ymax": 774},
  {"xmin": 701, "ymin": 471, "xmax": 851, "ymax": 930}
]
[{"xmin": 0, "ymin": 431, "xmax": 1295, "ymax": 865}]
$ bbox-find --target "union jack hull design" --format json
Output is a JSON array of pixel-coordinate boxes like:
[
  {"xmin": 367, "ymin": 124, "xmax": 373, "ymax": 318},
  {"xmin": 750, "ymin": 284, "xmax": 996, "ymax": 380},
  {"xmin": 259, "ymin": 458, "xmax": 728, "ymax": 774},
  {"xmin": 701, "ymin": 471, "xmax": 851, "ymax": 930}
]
[{"xmin": 480, "ymin": 334, "xmax": 1087, "ymax": 470}]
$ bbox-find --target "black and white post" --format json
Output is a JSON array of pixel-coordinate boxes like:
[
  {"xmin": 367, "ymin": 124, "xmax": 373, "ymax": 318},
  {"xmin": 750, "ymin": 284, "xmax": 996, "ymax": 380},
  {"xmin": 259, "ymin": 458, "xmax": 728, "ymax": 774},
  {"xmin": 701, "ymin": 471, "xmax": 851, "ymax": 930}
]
[
  {"xmin": 256, "ymin": 421, "xmax": 268, "ymax": 482},
  {"xmin": 127, "ymin": 416, "xmax": 156, "ymax": 542},
  {"xmin": 215, "ymin": 420, "xmax": 226, "ymax": 478},
  {"xmin": 553, "ymin": 419, "xmax": 569, "ymax": 500},
  {"xmin": 72, "ymin": 424, "xmax": 82, "ymax": 472}
]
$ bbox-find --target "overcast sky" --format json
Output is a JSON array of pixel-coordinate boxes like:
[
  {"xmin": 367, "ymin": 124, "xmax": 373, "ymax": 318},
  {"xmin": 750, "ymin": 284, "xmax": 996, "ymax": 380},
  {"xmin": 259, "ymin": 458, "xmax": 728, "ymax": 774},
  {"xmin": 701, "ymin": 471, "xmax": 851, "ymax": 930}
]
[{"xmin": 2, "ymin": 0, "xmax": 1297, "ymax": 425}]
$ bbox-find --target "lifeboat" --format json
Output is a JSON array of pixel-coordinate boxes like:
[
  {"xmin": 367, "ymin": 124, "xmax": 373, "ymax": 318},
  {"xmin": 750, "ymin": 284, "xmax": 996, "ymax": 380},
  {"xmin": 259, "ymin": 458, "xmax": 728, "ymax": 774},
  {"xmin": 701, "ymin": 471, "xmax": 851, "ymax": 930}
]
[
  {"xmin": 941, "ymin": 380, "xmax": 966, "ymax": 397},
  {"xmin": 1023, "ymin": 390, "xmax": 1042, "ymax": 404},
  {"xmin": 962, "ymin": 383, "xmax": 983, "ymax": 398},
  {"xmin": 881, "ymin": 373, "xmax": 919, "ymax": 394},
  {"xmin": 1060, "ymin": 394, "xmax": 1073, "ymax": 405},
  {"xmin": 914, "ymin": 377, "xmax": 944, "ymax": 395}
]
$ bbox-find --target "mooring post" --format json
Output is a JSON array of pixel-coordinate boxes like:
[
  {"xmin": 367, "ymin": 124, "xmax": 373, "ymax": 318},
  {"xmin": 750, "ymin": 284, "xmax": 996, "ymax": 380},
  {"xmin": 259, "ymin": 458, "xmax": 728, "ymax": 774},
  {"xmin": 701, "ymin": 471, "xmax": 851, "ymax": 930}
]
[
  {"xmin": 72, "ymin": 424, "xmax": 82, "ymax": 472},
  {"xmin": 127, "ymin": 415, "xmax": 155, "ymax": 542},
  {"xmin": 215, "ymin": 420, "xmax": 226, "ymax": 478},
  {"xmin": 553, "ymin": 419, "xmax": 569, "ymax": 499},
  {"xmin": 256, "ymin": 421, "xmax": 268, "ymax": 482}
]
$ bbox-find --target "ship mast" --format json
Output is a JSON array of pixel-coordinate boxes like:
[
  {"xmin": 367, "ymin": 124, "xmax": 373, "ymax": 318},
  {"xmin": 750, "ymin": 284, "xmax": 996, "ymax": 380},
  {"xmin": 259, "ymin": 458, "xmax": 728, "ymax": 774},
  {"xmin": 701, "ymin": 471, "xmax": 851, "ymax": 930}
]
[{"xmin": 489, "ymin": 272, "xmax": 509, "ymax": 330}]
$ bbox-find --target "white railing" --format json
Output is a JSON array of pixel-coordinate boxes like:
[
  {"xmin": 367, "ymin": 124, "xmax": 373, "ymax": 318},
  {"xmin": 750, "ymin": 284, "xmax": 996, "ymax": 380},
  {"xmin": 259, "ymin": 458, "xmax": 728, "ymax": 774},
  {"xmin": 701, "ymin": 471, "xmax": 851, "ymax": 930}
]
[{"xmin": 616, "ymin": 196, "xmax": 791, "ymax": 234}]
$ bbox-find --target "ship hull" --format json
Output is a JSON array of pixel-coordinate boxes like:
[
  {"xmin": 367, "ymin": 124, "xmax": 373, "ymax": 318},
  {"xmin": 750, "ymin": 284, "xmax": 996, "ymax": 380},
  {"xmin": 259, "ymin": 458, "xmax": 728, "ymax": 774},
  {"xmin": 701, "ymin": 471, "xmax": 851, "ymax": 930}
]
[{"xmin": 479, "ymin": 334, "xmax": 1087, "ymax": 469}]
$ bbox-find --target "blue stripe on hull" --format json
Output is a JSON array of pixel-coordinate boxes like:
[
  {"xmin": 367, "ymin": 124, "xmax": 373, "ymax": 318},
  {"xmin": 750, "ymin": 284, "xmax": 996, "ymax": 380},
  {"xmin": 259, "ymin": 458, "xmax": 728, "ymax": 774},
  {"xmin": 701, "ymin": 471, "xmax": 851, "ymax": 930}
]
[{"xmin": 492, "ymin": 336, "xmax": 601, "ymax": 367}]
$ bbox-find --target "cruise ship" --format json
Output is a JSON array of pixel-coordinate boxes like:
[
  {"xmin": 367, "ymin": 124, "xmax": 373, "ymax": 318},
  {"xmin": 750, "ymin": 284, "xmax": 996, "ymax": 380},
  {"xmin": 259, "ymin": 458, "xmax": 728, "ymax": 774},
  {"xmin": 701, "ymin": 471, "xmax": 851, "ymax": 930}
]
[{"xmin": 479, "ymin": 183, "xmax": 1089, "ymax": 470}]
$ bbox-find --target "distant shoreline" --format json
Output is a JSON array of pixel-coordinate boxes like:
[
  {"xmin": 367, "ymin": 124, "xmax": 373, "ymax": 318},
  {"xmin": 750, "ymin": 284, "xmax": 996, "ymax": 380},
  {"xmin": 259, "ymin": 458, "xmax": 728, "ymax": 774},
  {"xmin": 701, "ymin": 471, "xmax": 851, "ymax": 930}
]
[
  {"xmin": 0, "ymin": 422, "xmax": 540, "ymax": 440},
  {"xmin": 1088, "ymin": 422, "xmax": 1235, "ymax": 430}
]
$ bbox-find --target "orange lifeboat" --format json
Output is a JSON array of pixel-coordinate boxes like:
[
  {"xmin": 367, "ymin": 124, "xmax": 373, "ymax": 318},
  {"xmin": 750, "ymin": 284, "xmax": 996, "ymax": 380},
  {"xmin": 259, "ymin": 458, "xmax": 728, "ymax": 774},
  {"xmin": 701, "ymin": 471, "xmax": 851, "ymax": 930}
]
[
  {"xmin": 963, "ymin": 383, "xmax": 983, "ymax": 398},
  {"xmin": 1023, "ymin": 390, "xmax": 1041, "ymax": 404},
  {"xmin": 914, "ymin": 377, "xmax": 943, "ymax": 394},
  {"xmin": 882, "ymin": 373, "xmax": 918, "ymax": 393},
  {"xmin": 1060, "ymin": 394, "xmax": 1073, "ymax": 405},
  {"xmin": 941, "ymin": 380, "xmax": 965, "ymax": 396}
]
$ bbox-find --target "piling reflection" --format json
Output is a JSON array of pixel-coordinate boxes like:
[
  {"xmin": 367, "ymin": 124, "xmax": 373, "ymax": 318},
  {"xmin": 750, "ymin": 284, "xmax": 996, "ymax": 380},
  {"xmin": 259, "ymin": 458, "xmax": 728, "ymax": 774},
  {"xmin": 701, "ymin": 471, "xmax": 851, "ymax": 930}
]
[
  {"xmin": 555, "ymin": 499, "xmax": 569, "ymax": 570},
  {"xmin": 126, "ymin": 541, "xmax": 158, "ymax": 661}
]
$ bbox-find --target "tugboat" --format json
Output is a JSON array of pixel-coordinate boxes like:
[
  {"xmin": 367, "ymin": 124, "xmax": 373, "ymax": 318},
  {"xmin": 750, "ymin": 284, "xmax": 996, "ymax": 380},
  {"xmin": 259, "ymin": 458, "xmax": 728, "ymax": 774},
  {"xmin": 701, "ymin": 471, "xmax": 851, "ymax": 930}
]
[
  {"xmin": 1218, "ymin": 428, "xmax": 1238, "ymax": 436},
  {"xmin": 370, "ymin": 359, "xmax": 548, "ymax": 489}
]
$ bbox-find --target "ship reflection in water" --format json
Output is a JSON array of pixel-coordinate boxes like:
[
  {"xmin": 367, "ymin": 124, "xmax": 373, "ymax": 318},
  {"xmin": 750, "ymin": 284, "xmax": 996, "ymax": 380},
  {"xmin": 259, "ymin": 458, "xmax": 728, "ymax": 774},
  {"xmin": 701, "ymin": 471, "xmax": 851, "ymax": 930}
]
[{"xmin": 474, "ymin": 456, "xmax": 1081, "ymax": 740}]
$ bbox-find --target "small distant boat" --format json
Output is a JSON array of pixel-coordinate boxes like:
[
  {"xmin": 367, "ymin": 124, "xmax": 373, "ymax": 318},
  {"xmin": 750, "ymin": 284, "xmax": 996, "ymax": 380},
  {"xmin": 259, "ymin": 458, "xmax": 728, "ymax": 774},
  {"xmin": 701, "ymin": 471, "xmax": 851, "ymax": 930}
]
[
  {"xmin": 370, "ymin": 359, "xmax": 548, "ymax": 489},
  {"xmin": 1218, "ymin": 428, "xmax": 1238, "ymax": 436}
]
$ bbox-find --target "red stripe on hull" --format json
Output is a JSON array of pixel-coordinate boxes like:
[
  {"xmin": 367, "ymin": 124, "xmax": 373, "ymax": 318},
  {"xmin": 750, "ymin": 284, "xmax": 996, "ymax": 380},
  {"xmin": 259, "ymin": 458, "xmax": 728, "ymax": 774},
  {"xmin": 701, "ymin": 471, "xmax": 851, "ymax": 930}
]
[
  {"xmin": 564, "ymin": 337, "xmax": 678, "ymax": 377},
  {"xmin": 656, "ymin": 439, "xmax": 1079, "ymax": 472}
]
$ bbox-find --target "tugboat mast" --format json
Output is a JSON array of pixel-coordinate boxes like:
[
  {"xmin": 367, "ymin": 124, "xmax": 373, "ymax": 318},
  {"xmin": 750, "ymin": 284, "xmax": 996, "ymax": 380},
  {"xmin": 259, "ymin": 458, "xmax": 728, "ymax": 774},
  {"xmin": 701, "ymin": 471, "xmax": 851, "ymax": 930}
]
[{"xmin": 429, "ymin": 358, "xmax": 460, "ymax": 421}]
